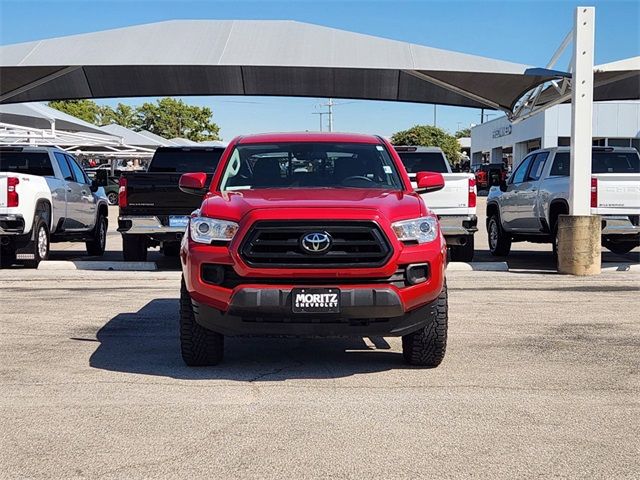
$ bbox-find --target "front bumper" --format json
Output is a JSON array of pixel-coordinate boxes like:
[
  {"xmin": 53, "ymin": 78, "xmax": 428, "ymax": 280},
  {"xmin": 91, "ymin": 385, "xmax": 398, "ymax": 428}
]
[
  {"xmin": 438, "ymin": 215, "xmax": 478, "ymax": 237},
  {"xmin": 192, "ymin": 293, "xmax": 439, "ymax": 337},
  {"xmin": 601, "ymin": 215, "xmax": 640, "ymax": 236}
]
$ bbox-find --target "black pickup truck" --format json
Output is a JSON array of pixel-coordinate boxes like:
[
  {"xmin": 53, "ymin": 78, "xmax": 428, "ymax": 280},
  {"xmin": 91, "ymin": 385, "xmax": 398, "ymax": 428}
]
[{"xmin": 118, "ymin": 146, "xmax": 225, "ymax": 261}]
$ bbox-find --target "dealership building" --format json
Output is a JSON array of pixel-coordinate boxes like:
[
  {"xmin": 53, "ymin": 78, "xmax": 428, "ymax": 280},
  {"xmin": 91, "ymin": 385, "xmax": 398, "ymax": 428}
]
[{"xmin": 470, "ymin": 100, "xmax": 640, "ymax": 168}]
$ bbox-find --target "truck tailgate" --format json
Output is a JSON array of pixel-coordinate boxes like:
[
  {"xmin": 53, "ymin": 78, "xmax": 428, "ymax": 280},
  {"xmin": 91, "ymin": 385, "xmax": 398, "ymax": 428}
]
[
  {"xmin": 592, "ymin": 173, "xmax": 640, "ymax": 215},
  {"xmin": 409, "ymin": 173, "xmax": 475, "ymax": 215},
  {"xmin": 121, "ymin": 172, "xmax": 210, "ymax": 216}
]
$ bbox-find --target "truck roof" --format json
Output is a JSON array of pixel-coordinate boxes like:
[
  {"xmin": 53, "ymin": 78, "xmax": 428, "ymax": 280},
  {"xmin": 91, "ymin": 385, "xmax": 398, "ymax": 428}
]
[
  {"xmin": 155, "ymin": 146, "xmax": 226, "ymax": 152},
  {"xmin": 236, "ymin": 132, "xmax": 383, "ymax": 145},
  {"xmin": 0, "ymin": 146, "xmax": 67, "ymax": 154},
  {"xmin": 393, "ymin": 146, "xmax": 445, "ymax": 153},
  {"xmin": 538, "ymin": 146, "xmax": 639, "ymax": 154}
]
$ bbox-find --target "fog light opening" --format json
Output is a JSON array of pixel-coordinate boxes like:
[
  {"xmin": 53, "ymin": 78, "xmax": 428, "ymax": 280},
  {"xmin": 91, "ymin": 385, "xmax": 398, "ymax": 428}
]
[{"xmin": 406, "ymin": 263, "xmax": 429, "ymax": 285}]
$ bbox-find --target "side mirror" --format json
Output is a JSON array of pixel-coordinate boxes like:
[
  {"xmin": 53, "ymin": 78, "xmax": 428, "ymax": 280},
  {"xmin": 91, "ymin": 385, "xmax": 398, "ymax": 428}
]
[
  {"xmin": 499, "ymin": 180, "xmax": 508, "ymax": 192},
  {"xmin": 93, "ymin": 169, "xmax": 109, "ymax": 187},
  {"xmin": 90, "ymin": 179, "xmax": 100, "ymax": 193},
  {"xmin": 179, "ymin": 172, "xmax": 208, "ymax": 195},
  {"xmin": 415, "ymin": 171, "xmax": 445, "ymax": 193}
]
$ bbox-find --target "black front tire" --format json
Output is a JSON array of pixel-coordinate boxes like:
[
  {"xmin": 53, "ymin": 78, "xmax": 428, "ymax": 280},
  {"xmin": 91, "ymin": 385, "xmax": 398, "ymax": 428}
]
[
  {"xmin": 180, "ymin": 277, "xmax": 224, "ymax": 366},
  {"xmin": 487, "ymin": 213, "xmax": 511, "ymax": 257},
  {"xmin": 163, "ymin": 241, "xmax": 180, "ymax": 257},
  {"xmin": 603, "ymin": 239, "xmax": 638, "ymax": 256},
  {"xmin": 86, "ymin": 214, "xmax": 107, "ymax": 256},
  {"xmin": 0, "ymin": 246, "xmax": 16, "ymax": 268},
  {"xmin": 402, "ymin": 283, "xmax": 448, "ymax": 367},
  {"xmin": 449, "ymin": 235, "xmax": 474, "ymax": 262},
  {"xmin": 122, "ymin": 234, "xmax": 148, "ymax": 261},
  {"xmin": 23, "ymin": 220, "xmax": 49, "ymax": 269}
]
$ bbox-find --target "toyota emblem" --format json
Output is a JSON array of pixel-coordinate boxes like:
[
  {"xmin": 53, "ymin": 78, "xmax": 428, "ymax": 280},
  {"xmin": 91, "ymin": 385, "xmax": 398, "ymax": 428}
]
[{"xmin": 300, "ymin": 232, "xmax": 332, "ymax": 254}]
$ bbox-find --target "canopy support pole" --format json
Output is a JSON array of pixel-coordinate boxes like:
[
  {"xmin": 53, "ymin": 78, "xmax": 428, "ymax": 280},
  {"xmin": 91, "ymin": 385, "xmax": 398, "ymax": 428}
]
[{"xmin": 557, "ymin": 6, "xmax": 600, "ymax": 275}]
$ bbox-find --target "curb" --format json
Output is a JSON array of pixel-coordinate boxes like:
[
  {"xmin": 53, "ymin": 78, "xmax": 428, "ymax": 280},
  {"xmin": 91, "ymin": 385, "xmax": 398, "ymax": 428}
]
[
  {"xmin": 601, "ymin": 263, "xmax": 640, "ymax": 272},
  {"xmin": 38, "ymin": 261, "xmax": 157, "ymax": 271},
  {"xmin": 447, "ymin": 262, "xmax": 509, "ymax": 271}
]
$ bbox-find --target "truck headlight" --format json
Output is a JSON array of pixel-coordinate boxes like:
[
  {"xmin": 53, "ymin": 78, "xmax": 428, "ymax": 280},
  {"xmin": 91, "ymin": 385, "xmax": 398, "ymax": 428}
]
[
  {"xmin": 391, "ymin": 217, "xmax": 438, "ymax": 244},
  {"xmin": 189, "ymin": 217, "xmax": 238, "ymax": 244}
]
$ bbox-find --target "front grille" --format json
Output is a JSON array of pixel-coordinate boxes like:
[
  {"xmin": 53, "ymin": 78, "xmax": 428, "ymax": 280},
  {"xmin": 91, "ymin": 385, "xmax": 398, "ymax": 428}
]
[
  {"xmin": 239, "ymin": 221, "xmax": 392, "ymax": 268},
  {"xmin": 202, "ymin": 265, "xmax": 407, "ymax": 288}
]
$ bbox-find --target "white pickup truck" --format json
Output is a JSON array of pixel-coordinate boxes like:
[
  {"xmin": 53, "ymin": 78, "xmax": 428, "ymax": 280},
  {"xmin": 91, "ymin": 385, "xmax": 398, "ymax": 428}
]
[
  {"xmin": 0, "ymin": 146, "xmax": 109, "ymax": 267},
  {"xmin": 395, "ymin": 146, "xmax": 477, "ymax": 261},
  {"xmin": 486, "ymin": 146, "xmax": 640, "ymax": 256}
]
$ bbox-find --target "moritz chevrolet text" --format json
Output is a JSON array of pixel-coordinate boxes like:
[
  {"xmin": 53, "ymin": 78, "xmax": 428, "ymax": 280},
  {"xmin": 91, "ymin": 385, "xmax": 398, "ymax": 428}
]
[{"xmin": 179, "ymin": 133, "xmax": 449, "ymax": 367}]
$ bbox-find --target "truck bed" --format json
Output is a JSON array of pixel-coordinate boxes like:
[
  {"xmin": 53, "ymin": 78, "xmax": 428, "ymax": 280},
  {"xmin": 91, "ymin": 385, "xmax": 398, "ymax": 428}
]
[
  {"xmin": 591, "ymin": 173, "xmax": 640, "ymax": 215},
  {"xmin": 407, "ymin": 172, "xmax": 476, "ymax": 216}
]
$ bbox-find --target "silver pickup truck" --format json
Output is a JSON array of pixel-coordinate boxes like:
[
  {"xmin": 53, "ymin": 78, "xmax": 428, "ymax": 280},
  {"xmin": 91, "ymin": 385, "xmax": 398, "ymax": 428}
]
[{"xmin": 486, "ymin": 146, "xmax": 640, "ymax": 256}]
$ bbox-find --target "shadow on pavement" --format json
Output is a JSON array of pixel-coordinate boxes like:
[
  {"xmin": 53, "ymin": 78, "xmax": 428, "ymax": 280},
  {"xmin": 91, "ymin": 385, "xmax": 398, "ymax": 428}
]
[
  {"xmin": 86, "ymin": 299, "xmax": 404, "ymax": 380},
  {"xmin": 48, "ymin": 249, "xmax": 182, "ymax": 270}
]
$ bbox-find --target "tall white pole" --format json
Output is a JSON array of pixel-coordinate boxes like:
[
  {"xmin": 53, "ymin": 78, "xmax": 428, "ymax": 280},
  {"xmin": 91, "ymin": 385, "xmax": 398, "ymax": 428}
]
[
  {"xmin": 328, "ymin": 98, "xmax": 334, "ymax": 132},
  {"xmin": 569, "ymin": 6, "xmax": 595, "ymax": 216}
]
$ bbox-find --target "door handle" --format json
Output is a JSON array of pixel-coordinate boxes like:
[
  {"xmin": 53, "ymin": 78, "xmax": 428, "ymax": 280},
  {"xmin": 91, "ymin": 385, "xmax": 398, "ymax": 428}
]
[
  {"xmin": 81, "ymin": 190, "xmax": 88, "ymax": 195},
  {"xmin": 67, "ymin": 188, "xmax": 72, "ymax": 192}
]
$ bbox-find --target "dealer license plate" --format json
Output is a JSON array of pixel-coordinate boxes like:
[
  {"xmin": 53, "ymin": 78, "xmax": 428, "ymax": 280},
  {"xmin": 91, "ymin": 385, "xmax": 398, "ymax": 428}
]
[
  {"xmin": 291, "ymin": 288, "xmax": 341, "ymax": 314},
  {"xmin": 169, "ymin": 215, "xmax": 189, "ymax": 228}
]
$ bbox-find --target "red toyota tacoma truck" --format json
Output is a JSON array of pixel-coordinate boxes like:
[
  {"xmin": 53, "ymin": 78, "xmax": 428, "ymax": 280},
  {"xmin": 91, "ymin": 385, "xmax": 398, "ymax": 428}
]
[{"xmin": 179, "ymin": 133, "xmax": 448, "ymax": 367}]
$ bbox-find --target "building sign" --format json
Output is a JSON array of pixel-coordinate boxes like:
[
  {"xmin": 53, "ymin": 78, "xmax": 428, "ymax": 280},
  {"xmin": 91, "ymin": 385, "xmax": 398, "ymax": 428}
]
[{"xmin": 492, "ymin": 125, "xmax": 512, "ymax": 139}]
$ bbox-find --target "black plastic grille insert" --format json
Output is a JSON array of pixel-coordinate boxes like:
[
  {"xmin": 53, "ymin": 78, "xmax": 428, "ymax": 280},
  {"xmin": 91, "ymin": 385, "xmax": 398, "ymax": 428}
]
[{"xmin": 240, "ymin": 221, "xmax": 392, "ymax": 268}]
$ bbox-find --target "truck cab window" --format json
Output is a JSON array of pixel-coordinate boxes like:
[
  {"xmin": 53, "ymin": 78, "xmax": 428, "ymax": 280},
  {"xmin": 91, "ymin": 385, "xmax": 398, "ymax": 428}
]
[
  {"xmin": 510, "ymin": 155, "xmax": 534, "ymax": 184},
  {"xmin": 527, "ymin": 152, "xmax": 549, "ymax": 181},
  {"xmin": 550, "ymin": 152, "xmax": 570, "ymax": 176},
  {"xmin": 54, "ymin": 152, "xmax": 74, "ymax": 181},
  {"xmin": 66, "ymin": 155, "xmax": 89, "ymax": 184}
]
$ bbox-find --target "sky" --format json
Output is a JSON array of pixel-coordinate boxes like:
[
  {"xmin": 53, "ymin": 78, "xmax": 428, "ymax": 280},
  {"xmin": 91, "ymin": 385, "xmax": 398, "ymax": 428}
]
[{"xmin": 1, "ymin": 0, "xmax": 638, "ymax": 141}]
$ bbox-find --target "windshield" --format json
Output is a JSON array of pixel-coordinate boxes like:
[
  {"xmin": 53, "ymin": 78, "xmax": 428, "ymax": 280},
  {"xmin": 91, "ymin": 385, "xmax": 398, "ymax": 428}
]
[
  {"xmin": 219, "ymin": 142, "xmax": 403, "ymax": 191},
  {"xmin": 0, "ymin": 151, "xmax": 54, "ymax": 176},
  {"xmin": 397, "ymin": 152, "xmax": 449, "ymax": 173},
  {"xmin": 148, "ymin": 148, "xmax": 224, "ymax": 173}
]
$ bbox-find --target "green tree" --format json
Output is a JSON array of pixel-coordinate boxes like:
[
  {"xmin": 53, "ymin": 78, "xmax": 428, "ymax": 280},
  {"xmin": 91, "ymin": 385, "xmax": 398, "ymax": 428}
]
[
  {"xmin": 99, "ymin": 103, "xmax": 139, "ymax": 129},
  {"xmin": 455, "ymin": 127, "xmax": 471, "ymax": 138},
  {"xmin": 391, "ymin": 125, "xmax": 461, "ymax": 164},
  {"xmin": 136, "ymin": 98, "xmax": 220, "ymax": 141},
  {"xmin": 48, "ymin": 100, "xmax": 102, "ymax": 124}
]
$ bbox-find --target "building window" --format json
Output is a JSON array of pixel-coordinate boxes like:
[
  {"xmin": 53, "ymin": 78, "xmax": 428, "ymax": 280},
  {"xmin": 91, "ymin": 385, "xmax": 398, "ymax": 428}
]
[
  {"xmin": 607, "ymin": 138, "xmax": 631, "ymax": 147},
  {"xmin": 557, "ymin": 137, "xmax": 571, "ymax": 147},
  {"xmin": 593, "ymin": 138, "xmax": 606, "ymax": 146},
  {"xmin": 526, "ymin": 139, "xmax": 541, "ymax": 152}
]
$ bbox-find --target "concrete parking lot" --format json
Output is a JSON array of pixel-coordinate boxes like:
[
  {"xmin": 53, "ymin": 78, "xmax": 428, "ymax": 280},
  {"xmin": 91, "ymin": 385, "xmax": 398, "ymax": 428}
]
[
  {"xmin": 1, "ymin": 201, "xmax": 639, "ymax": 479},
  {"xmin": 1, "ymin": 269, "xmax": 638, "ymax": 478}
]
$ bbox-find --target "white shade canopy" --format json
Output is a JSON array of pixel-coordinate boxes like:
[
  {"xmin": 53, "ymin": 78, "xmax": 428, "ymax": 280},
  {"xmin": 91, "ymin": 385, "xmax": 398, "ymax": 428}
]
[
  {"xmin": 0, "ymin": 20, "xmax": 566, "ymax": 112},
  {"xmin": 0, "ymin": 102, "xmax": 108, "ymax": 134}
]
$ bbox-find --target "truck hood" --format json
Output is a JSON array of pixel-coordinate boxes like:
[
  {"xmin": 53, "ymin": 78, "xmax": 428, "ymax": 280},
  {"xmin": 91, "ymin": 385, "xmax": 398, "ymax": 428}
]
[{"xmin": 199, "ymin": 188, "xmax": 425, "ymax": 222}]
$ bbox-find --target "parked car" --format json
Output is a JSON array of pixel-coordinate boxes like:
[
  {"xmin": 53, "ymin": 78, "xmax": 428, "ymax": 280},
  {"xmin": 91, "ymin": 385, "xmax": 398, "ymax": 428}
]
[
  {"xmin": 473, "ymin": 163, "xmax": 508, "ymax": 190},
  {"xmin": 0, "ymin": 146, "xmax": 109, "ymax": 268},
  {"xmin": 118, "ymin": 146, "xmax": 226, "ymax": 260},
  {"xmin": 486, "ymin": 146, "xmax": 640, "ymax": 256},
  {"xmin": 95, "ymin": 173, "xmax": 119, "ymax": 206},
  {"xmin": 394, "ymin": 146, "xmax": 477, "ymax": 261},
  {"xmin": 179, "ymin": 133, "xmax": 448, "ymax": 367}
]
